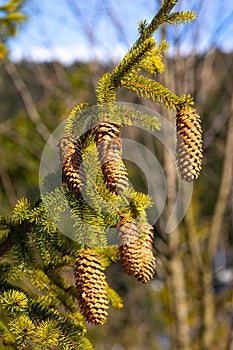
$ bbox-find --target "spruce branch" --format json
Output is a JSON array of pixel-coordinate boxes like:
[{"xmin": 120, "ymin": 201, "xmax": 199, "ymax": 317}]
[
  {"xmin": 69, "ymin": 194, "xmax": 108, "ymax": 247},
  {"xmin": 0, "ymin": 0, "xmax": 27, "ymax": 58},
  {"xmin": 140, "ymin": 0, "xmax": 178, "ymax": 40},
  {"xmin": 33, "ymin": 319, "xmax": 61, "ymax": 349},
  {"xmin": 141, "ymin": 40, "xmax": 169, "ymax": 75},
  {"xmin": 96, "ymin": 0, "xmax": 197, "ymax": 117},
  {"xmin": 96, "ymin": 73, "xmax": 116, "ymax": 104},
  {"xmin": 13, "ymin": 197, "xmax": 32, "ymax": 223},
  {"xmin": 120, "ymin": 107, "xmax": 161, "ymax": 131},
  {"xmin": 111, "ymin": 38, "xmax": 156, "ymax": 87},
  {"xmin": 121, "ymin": 75, "xmax": 186, "ymax": 110},
  {"xmin": 28, "ymin": 299, "xmax": 92, "ymax": 349},
  {"xmin": 106, "ymin": 286, "xmax": 123, "ymax": 309},
  {"xmin": 137, "ymin": 19, "xmax": 148, "ymax": 37},
  {"xmin": 166, "ymin": 11, "xmax": 196, "ymax": 25},
  {"xmin": 96, "ymin": 0, "xmax": 196, "ymax": 105},
  {"xmin": 42, "ymin": 271, "xmax": 77, "ymax": 314},
  {"xmin": 64, "ymin": 103, "xmax": 90, "ymax": 136},
  {"xmin": 9, "ymin": 315, "xmax": 35, "ymax": 348},
  {"xmin": 0, "ymin": 290, "xmax": 28, "ymax": 316},
  {"xmin": 41, "ymin": 188, "xmax": 69, "ymax": 223},
  {"xmin": 97, "ymin": 246, "xmax": 120, "ymax": 267}
]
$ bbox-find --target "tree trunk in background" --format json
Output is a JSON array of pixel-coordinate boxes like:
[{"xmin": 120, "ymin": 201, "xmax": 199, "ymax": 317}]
[
  {"xmin": 167, "ymin": 256, "xmax": 191, "ymax": 350},
  {"xmin": 199, "ymin": 267, "xmax": 215, "ymax": 350},
  {"xmin": 162, "ymin": 107, "xmax": 191, "ymax": 349},
  {"xmin": 200, "ymin": 99, "xmax": 233, "ymax": 350}
]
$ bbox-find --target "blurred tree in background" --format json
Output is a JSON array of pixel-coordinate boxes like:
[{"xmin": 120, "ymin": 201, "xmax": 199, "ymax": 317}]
[
  {"xmin": 0, "ymin": 0, "xmax": 26, "ymax": 58},
  {"xmin": 0, "ymin": 0, "xmax": 232, "ymax": 349}
]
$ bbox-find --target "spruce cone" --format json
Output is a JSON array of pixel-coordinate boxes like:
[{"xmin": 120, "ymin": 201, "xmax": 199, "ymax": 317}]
[
  {"xmin": 135, "ymin": 222, "xmax": 156, "ymax": 283},
  {"xmin": 94, "ymin": 120, "xmax": 128, "ymax": 194},
  {"xmin": 176, "ymin": 107, "xmax": 203, "ymax": 182},
  {"xmin": 74, "ymin": 249, "xmax": 109, "ymax": 325},
  {"xmin": 118, "ymin": 220, "xmax": 142, "ymax": 276},
  {"xmin": 58, "ymin": 135, "xmax": 86, "ymax": 193},
  {"xmin": 119, "ymin": 221, "xmax": 156, "ymax": 283}
]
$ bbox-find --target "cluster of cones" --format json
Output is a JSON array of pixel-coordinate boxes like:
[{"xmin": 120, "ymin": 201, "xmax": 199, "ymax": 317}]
[
  {"xmin": 91, "ymin": 118, "xmax": 156, "ymax": 296},
  {"xmin": 73, "ymin": 219, "xmax": 156, "ymax": 325},
  {"xmin": 58, "ymin": 105, "xmax": 203, "ymax": 325}
]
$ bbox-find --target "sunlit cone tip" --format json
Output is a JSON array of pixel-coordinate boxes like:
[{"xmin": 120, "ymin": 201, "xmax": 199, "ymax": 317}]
[
  {"xmin": 74, "ymin": 250, "xmax": 109, "ymax": 325},
  {"xmin": 176, "ymin": 107, "xmax": 203, "ymax": 181}
]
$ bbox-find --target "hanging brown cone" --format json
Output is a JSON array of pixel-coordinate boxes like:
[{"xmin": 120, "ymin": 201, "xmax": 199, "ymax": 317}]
[
  {"xmin": 101, "ymin": 158, "xmax": 129, "ymax": 194},
  {"xmin": 58, "ymin": 135, "xmax": 86, "ymax": 193},
  {"xmin": 176, "ymin": 106, "xmax": 203, "ymax": 182},
  {"xmin": 118, "ymin": 220, "xmax": 142, "ymax": 276},
  {"xmin": 74, "ymin": 249, "xmax": 109, "ymax": 325},
  {"xmin": 135, "ymin": 222, "xmax": 156, "ymax": 283},
  {"xmin": 94, "ymin": 120, "xmax": 128, "ymax": 194},
  {"xmin": 119, "ymin": 220, "xmax": 156, "ymax": 283}
]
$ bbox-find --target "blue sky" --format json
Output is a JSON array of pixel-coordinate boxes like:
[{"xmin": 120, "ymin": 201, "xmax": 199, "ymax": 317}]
[{"xmin": 4, "ymin": 0, "xmax": 233, "ymax": 64}]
